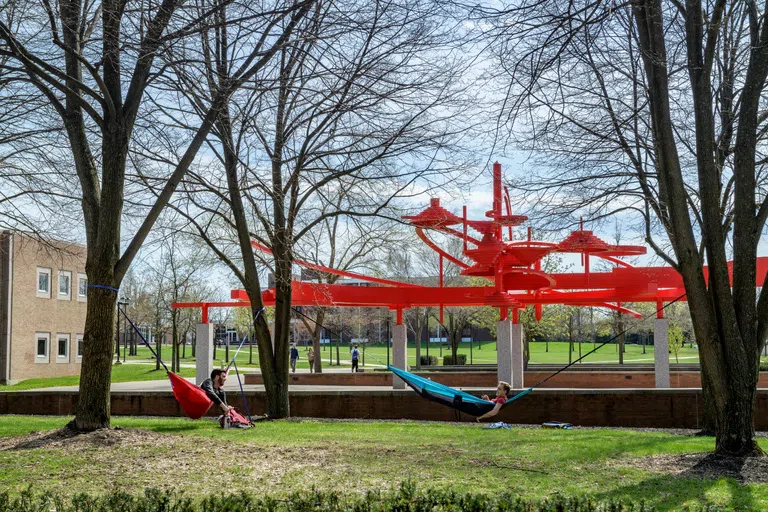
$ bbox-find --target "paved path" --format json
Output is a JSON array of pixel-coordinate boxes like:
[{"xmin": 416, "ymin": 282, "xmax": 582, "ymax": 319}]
[
  {"xmin": 27, "ymin": 379, "xmax": 414, "ymax": 393},
  {"xmin": 120, "ymin": 360, "xmax": 386, "ymax": 372}
]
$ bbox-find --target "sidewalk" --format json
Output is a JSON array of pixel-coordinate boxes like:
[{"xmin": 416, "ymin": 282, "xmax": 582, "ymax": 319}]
[
  {"xmin": 120, "ymin": 359, "xmax": 387, "ymax": 373},
  {"xmin": 27, "ymin": 379, "xmax": 406, "ymax": 393}
]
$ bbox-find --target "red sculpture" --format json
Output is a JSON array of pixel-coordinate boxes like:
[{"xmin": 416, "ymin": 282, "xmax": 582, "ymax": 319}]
[{"xmin": 174, "ymin": 163, "xmax": 768, "ymax": 324}]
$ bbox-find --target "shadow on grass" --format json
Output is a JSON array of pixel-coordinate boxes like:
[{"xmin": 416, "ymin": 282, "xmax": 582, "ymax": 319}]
[
  {"xmin": 6, "ymin": 427, "xmax": 81, "ymax": 451},
  {"xmin": 590, "ymin": 454, "xmax": 759, "ymax": 510}
]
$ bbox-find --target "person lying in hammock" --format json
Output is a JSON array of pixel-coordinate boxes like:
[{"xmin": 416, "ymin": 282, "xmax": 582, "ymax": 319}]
[
  {"xmin": 201, "ymin": 369, "xmax": 250, "ymax": 428},
  {"xmin": 476, "ymin": 381, "xmax": 511, "ymax": 422}
]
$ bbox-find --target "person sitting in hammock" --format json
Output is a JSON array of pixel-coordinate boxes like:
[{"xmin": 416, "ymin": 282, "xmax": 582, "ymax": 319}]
[
  {"xmin": 476, "ymin": 381, "xmax": 511, "ymax": 422},
  {"xmin": 201, "ymin": 369, "xmax": 249, "ymax": 428}
]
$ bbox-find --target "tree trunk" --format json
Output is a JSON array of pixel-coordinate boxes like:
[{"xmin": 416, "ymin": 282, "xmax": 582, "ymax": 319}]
[
  {"xmin": 336, "ymin": 315, "xmax": 341, "ymax": 366},
  {"xmin": 171, "ymin": 341, "xmax": 176, "ymax": 373},
  {"xmin": 155, "ymin": 328, "xmax": 162, "ymax": 371},
  {"xmin": 74, "ymin": 286, "xmax": 117, "ymax": 430},
  {"xmin": 258, "ymin": 284, "xmax": 291, "ymax": 418},
  {"xmin": 523, "ymin": 331, "xmax": 530, "ymax": 371},
  {"xmin": 415, "ymin": 319, "xmax": 422, "ymax": 370},
  {"xmin": 618, "ymin": 313, "xmax": 624, "ymax": 365},
  {"xmin": 312, "ymin": 309, "xmax": 325, "ymax": 373}
]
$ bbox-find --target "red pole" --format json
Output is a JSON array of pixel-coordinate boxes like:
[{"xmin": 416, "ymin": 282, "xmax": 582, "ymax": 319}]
[
  {"xmin": 493, "ymin": 162, "xmax": 502, "ymax": 240},
  {"xmin": 657, "ymin": 301, "xmax": 664, "ymax": 319},
  {"xmin": 439, "ymin": 254, "xmax": 444, "ymax": 325},
  {"xmin": 202, "ymin": 305, "xmax": 209, "ymax": 324}
]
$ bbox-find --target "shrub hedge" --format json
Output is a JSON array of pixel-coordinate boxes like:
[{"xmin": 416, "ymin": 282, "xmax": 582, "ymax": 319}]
[
  {"xmin": 419, "ymin": 355, "xmax": 438, "ymax": 366},
  {"xmin": 443, "ymin": 354, "xmax": 467, "ymax": 365},
  {"xmin": 0, "ymin": 483, "xmax": 721, "ymax": 512}
]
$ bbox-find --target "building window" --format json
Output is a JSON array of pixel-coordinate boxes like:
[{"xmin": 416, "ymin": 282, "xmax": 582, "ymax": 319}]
[
  {"xmin": 56, "ymin": 334, "xmax": 70, "ymax": 363},
  {"xmin": 58, "ymin": 271, "xmax": 71, "ymax": 300},
  {"xmin": 36, "ymin": 268, "xmax": 51, "ymax": 298},
  {"xmin": 77, "ymin": 274, "xmax": 88, "ymax": 302},
  {"xmin": 76, "ymin": 335, "xmax": 84, "ymax": 362},
  {"xmin": 35, "ymin": 332, "xmax": 49, "ymax": 363}
]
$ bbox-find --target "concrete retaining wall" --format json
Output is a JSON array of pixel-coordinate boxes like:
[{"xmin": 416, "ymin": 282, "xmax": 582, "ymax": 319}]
[{"xmin": 3, "ymin": 389, "xmax": 768, "ymax": 429}]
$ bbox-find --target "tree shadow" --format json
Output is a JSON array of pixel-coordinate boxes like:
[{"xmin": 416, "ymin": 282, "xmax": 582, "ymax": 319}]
[
  {"xmin": 6, "ymin": 427, "xmax": 84, "ymax": 450},
  {"xmin": 590, "ymin": 453, "xmax": 760, "ymax": 510}
]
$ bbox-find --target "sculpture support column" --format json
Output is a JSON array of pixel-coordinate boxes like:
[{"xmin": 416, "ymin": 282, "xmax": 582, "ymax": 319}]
[
  {"xmin": 196, "ymin": 323, "xmax": 214, "ymax": 385},
  {"xmin": 654, "ymin": 318, "xmax": 670, "ymax": 388},
  {"xmin": 392, "ymin": 323, "xmax": 407, "ymax": 389},
  {"xmin": 511, "ymin": 323, "xmax": 524, "ymax": 389},
  {"xmin": 498, "ymin": 319, "xmax": 524, "ymax": 388}
]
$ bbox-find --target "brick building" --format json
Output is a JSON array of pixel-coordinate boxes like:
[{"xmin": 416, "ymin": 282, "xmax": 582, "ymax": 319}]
[{"xmin": 0, "ymin": 231, "xmax": 88, "ymax": 384}]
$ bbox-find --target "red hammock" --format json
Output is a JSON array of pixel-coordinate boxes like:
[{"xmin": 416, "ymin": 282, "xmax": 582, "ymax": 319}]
[{"xmin": 168, "ymin": 371, "xmax": 213, "ymax": 419}]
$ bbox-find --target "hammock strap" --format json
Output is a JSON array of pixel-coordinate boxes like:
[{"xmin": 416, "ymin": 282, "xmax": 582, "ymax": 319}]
[
  {"xmin": 227, "ymin": 308, "xmax": 265, "ymax": 372},
  {"xmin": 232, "ymin": 359, "xmax": 253, "ymax": 424},
  {"xmin": 118, "ymin": 304, "xmax": 169, "ymax": 374},
  {"xmin": 529, "ymin": 293, "xmax": 686, "ymax": 389}
]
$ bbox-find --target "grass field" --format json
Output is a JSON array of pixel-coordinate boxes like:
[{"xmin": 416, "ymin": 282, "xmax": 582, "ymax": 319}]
[
  {"xmin": 126, "ymin": 340, "xmax": 702, "ymax": 368},
  {"xmin": 0, "ymin": 416, "xmax": 764, "ymax": 510},
  {"xmin": 0, "ymin": 364, "xmax": 195, "ymax": 391}
]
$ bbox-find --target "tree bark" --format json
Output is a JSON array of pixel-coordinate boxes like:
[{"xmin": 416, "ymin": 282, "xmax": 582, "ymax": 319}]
[
  {"xmin": 618, "ymin": 313, "xmax": 624, "ymax": 365},
  {"xmin": 312, "ymin": 309, "xmax": 325, "ymax": 373},
  {"xmin": 633, "ymin": 0, "xmax": 763, "ymax": 455},
  {"xmin": 74, "ymin": 286, "xmax": 117, "ymax": 429}
]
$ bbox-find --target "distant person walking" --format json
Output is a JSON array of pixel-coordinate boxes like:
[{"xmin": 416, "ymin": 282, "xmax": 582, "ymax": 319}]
[
  {"xmin": 351, "ymin": 344, "xmax": 360, "ymax": 373},
  {"xmin": 307, "ymin": 346, "xmax": 315, "ymax": 373},
  {"xmin": 290, "ymin": 343, "xmax": 299, "ymax": 374}
]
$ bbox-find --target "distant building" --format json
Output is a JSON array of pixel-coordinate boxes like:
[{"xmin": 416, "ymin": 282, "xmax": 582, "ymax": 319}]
[{"xmin": 0, "ymin": 231, "xmax": 88, "ymax": 384}]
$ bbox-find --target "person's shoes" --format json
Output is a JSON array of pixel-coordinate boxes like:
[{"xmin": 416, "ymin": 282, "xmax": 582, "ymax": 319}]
[{"xmin": 235, "ymin": 423, "xmax": 250, "ymax": 429}]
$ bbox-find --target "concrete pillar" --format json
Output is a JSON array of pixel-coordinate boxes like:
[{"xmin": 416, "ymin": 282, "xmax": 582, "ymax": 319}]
[
  {"xmin": 654, "ymin": 318, "xmax": 670, "ymax": 388},
  {"xmin": 196, "ymin": 323, "xmax": 214, "ymax": 385},
  {"xmin": 392, "ymin": 323, "xmax": 407, "ymax": 389},
  {"xmin": 497, "ymin": 319, "xmax": 524, "ymax": 389},
  {"xmin": 511, "ymin": 323, "xmax": 524, "ymax": 389}
]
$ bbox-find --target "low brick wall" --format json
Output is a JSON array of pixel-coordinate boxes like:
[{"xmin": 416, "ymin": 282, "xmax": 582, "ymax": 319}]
[
  {"xmin": 3, "ymin": 389, "xmax": 768, "ymax": 429},
  {"xmin": 246, "ymin": 371, "xmax": 768, "ymax": 389}
]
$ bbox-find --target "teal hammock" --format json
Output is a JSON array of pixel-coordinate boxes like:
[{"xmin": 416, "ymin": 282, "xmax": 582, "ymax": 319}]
[{"xmin": 389, "ymin": 366, "xmax": 532, "ymax": 417}]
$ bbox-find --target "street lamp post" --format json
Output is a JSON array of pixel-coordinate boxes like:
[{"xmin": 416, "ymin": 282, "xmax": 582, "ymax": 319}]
[
  {"xmin": 115, "ymin": 304, "xmax": 121, "ymax": 364},
  {"xmin": 117, "ymin": 297, "xmax": 130, "ymax": 363}
]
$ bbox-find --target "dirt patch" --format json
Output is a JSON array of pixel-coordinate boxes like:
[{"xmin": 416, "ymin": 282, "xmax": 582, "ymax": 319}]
[
  {"xmin": 0, "ymin": 426, "xmax": 167, "ymax": 451},
  {"xmin": 0, "ymin": 426, "xmax": 344, "ymax": 495},
  {"xmin": 615, "ymin": 453, "xmax": 768, "ymax": 484}
]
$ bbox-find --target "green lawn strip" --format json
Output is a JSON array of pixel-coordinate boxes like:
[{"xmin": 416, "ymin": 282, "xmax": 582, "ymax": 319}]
[
  {"xmin": 0, "ymin": 365, "xmax": 195, "ymax": 391},
  {"xmin": 129, "ymin": 341, "xmax": 702, "ymax": 368},
  {"xmin": 0, "ymin": 416, "xmax": 763, "ymax": 510}
]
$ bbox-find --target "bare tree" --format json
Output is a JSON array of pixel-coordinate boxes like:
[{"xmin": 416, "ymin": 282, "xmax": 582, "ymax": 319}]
[
  {"xmin": 160, "ymin": 0, "xmax": 475, "ymax": 417},
  {"xmin": 144, "ymin": 234, "xmax": 209, "ymax": 372},
  {"xmin": 482, "ymin": 0, "xmax": 768, "ymax": 454},
  {"xmin": 0, "ymin": 0, "xmax": 313, "ymax": 429},
  {"xmin": 295, "ymin": 209, "xmax": 403, "ymax": 373}
]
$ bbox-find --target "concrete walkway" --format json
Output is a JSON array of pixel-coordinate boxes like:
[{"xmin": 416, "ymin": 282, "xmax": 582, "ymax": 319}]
[
  {"xmin": 27, "ymin": 379, "xmax": 421, "ymax": 393},
  {"xmin": 120, "ymin": 360, "xmax": 386, "ymax": 373}
]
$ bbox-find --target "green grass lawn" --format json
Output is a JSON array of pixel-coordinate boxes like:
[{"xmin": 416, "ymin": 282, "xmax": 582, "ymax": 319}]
[
  {"xmin": 128, "ymin": 340, "xmax": 702, "ymax": 368},
  {"xmin": 0, "ymin": 365, "xmax": 195, "ymax": 391},
  {"xmin": 0, "ymin": 416, "xmax": 764, "ymax": 510},
  {"xmin": 0, "ymin": 341, "xmax": 726, "ymax": 391}
]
